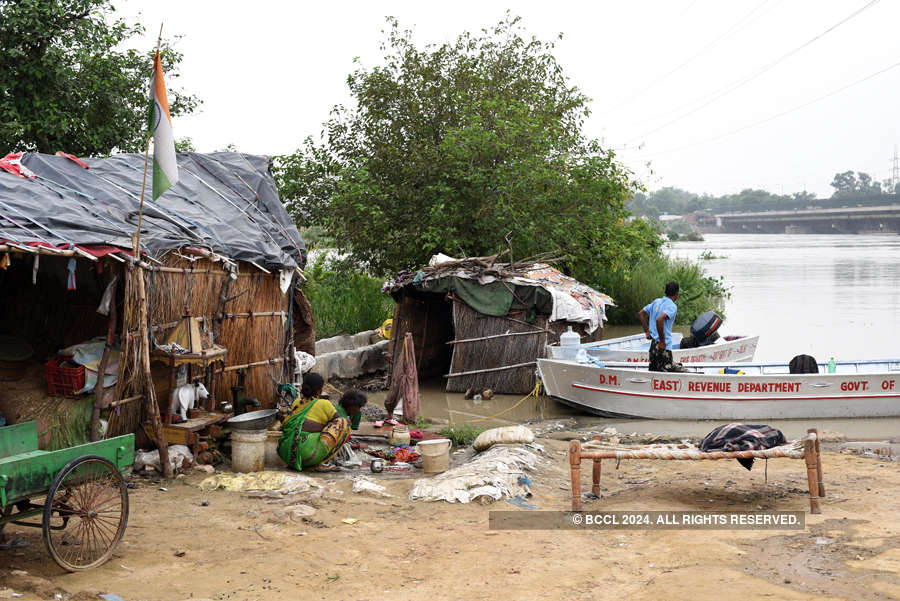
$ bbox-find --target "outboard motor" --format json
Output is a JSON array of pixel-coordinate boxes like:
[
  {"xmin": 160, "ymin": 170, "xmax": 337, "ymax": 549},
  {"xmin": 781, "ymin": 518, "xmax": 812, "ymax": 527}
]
[{"xmin": 680, "ymin": 311, "xmax": 723, "ymax": 349}]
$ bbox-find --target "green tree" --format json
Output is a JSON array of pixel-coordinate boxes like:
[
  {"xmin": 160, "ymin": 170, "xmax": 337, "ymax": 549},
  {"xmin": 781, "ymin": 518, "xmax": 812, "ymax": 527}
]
[
  {"xmin": 0, "ymin": 0, "xmax": 199, "ymax": 156},
  {"xmin": 277, "ymin": 15, "xmax": 659, "ymax": 283}
]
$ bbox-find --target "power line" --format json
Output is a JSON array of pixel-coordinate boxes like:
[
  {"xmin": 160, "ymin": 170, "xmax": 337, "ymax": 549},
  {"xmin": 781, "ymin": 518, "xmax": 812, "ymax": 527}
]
[
  {"xmin": 626, "ymin": 57, "xmax": 900, "ymax": 159},
  {"xmin": 626, "ymin": 0, "xmax": 883, "ymax": 144},
  {"xmin": 608, "ymin": 1, "xmax": 774, "ymax": 112}
]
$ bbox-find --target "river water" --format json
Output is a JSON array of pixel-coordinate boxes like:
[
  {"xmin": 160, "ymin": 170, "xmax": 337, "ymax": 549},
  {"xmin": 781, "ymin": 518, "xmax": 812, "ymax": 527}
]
[{"xmin": 374, "ymin": 234, "xmax": 900, "ymax": 439}]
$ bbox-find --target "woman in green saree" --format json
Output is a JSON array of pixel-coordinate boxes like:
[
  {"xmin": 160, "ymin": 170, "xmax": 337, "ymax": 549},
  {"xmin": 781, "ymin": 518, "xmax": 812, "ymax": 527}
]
[{"xmin": 277, "ymin": 373, "xmax": 351, "ymax": 471}]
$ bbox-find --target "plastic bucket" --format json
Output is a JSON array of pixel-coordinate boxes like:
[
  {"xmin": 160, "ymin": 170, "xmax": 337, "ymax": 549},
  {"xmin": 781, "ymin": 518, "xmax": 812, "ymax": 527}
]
[
  {"xmin": 417, "ymin": 438, "xmax": 452, "ymax": 473},
  {"xmin": 231, "ymin": 429, "xmax": 267, "ymax": 473},
  {"xmin": 265, "ymin": 430, "xmax": 286, "ymax": 468}
]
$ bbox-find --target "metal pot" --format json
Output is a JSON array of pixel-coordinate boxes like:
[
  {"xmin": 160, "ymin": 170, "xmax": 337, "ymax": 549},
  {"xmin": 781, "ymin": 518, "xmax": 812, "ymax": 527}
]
[{"xmin": 226, "ymin": 409, "xmax": 278, "ymax": 430}]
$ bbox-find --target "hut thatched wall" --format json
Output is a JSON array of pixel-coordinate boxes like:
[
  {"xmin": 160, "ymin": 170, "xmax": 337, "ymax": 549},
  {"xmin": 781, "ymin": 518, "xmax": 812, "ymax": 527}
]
[
  {"xmin": 388, "ymin": 292, "xmax": 606, "ymax": 396},
  {"xmin": 110, "ymin": 254, "xmax": 304, "ymax": 437},
  {"xmin": 446, "ymin": 299, "xmax": 549, "ymax": 394}
]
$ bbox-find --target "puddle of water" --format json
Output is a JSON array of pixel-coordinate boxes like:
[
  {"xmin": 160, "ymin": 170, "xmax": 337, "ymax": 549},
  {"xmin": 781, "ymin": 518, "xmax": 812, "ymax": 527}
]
[
  {"xmin": 366, "ymin": 379, "xmax": 582, "ymax": 428},
  {"xmin": 366, "ymin": 378, "xmax": 900, "ymax": 439}
]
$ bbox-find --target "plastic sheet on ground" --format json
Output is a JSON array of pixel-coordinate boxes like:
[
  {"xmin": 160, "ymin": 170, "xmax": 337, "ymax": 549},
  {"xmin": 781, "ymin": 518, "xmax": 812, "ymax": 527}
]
[
  {"xmin": 409, "ymin": 444, "xmax": 544, "ymax": 504},
  {"xmin": 352, "ymin": 475, "xmax": 391, "ymax": 497},
  {"xmin": 198, "ymin": 471, "xmax": 322, "ymax": 494},
  {"xmin": 333, "ymin": 444, "xmax": 363, "ymax": 467},
  {"xmin": 473, "ymin": 425, "xmax": 535, "ymax": 452}
]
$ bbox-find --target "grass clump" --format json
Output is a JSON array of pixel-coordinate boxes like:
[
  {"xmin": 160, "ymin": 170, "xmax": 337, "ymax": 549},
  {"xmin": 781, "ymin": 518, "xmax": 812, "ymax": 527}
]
[
  {"xmin": 302, "ymin": 251, "xmax": 396, "ymax": 340},
  {"xmin": 439, "ymin": 424, "xmax": 488, "ymax": 446},
  {"xmin": 601, "ymin": 254, "xmax": 730, "ymax": 326}
]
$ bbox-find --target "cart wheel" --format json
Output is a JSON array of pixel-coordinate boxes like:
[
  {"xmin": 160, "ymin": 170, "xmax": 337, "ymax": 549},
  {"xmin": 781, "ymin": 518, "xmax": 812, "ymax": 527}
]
[{"xmin": 42, "ymin": 455, "xmax": 129, "ymax": 571}]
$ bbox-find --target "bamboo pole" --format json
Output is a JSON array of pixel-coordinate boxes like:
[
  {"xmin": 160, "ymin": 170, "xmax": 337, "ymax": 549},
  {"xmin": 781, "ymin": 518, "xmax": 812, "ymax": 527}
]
[
  {"xmin": 106, "ymin": 394, "xmax": 143, "ymax": 408},
  {"xmin": 91, "ymin": 277, "xmax": 117, "ymax": 442},
  {"xmin": 222, "ymin": 357, "xmax": 284, "ymax": 372},
  {"xmin": 0, "ymin": 244, "xmax": 96, "ymax": 260},
  {"xmin": 133, "ymin": 238, "xmax": 172, "ymax": 478},
  {"xmin": 447, "ymin": 329, "xmax": 550, "ymax": 345},
  {"xmin": 443, "ymin": 361, "xmax": 536, "ymax": 378}
]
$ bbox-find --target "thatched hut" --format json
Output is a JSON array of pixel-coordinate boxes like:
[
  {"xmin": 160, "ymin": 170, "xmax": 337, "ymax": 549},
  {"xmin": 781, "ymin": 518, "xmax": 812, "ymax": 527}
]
[
  {"xmin": 0, "ymin": 151, "xmax": 308, "ymax": 447},
  {"xmin": 386, "ymin": 254, "xmax": 613, "ymax": 395}
]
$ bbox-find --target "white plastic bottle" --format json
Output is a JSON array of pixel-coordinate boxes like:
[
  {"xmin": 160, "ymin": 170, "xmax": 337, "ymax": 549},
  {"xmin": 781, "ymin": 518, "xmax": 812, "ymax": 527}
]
[{"xmin": 560, "ymin": 326, "xmax": 580, "ymax": 360}]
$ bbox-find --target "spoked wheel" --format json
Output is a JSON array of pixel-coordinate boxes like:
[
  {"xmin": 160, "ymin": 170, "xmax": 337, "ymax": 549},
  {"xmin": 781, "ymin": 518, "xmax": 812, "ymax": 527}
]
[{"xmin": 42, "ymin": 455, "xmax": 129, "ymax": 571}]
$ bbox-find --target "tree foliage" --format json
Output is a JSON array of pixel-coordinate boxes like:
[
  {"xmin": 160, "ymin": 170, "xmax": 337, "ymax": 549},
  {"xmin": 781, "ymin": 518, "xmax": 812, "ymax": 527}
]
[
  {"xmin": 632, "ymin": 169, "xmax": 899, "ymax": 219},
  {"xmin": 0, "ymin": 0, "xmax": 199, "ymax": 156},
  {"xmin": 277, "ymin": 15, "xmax": 659, "ymax": 283},
  {"xmin": 829, "ymin": 170, "xmax": 891, "ymax": 198}
]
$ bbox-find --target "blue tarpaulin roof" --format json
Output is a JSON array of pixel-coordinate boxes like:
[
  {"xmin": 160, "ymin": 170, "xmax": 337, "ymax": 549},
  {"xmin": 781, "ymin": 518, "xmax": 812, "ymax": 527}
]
[{"xmin": 0, "ymin": 151, "xmax": 305, "ymax": 269}]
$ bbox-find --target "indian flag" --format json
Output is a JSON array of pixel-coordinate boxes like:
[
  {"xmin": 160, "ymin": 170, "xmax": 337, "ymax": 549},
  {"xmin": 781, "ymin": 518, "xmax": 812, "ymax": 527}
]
[{"xmin": 148, "ymin": 50, "xmax": 179, "ymax": 199}]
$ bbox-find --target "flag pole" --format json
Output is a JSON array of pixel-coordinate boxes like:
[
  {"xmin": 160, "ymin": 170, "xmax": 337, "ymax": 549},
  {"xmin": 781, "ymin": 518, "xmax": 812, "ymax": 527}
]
[
  {"xmin": 135, "ymin": 23, "xmax": 172, "ymax": 479},
  {"xmin": 134, "ymin": 23, "xmax": 164, "ymax": 253}
]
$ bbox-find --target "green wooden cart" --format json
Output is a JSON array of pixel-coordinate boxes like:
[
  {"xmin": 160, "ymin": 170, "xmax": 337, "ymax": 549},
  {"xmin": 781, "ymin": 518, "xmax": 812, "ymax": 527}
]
[{"xmin": 0, "ymin": 421, "xmax": 134, "ymax": 571}]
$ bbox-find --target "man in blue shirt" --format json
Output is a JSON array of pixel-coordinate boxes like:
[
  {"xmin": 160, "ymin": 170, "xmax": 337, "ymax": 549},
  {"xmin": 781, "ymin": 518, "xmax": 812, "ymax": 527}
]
[{"xmin": 638, "ymin": 281, "xmax": 684, "ymax": 372}]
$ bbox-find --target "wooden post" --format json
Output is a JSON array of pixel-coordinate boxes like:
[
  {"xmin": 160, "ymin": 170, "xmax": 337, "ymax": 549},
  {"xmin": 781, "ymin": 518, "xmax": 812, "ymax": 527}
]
[
  {"xmin": 569, "ymin": 440, "xmax": 582, "ymax": 511},
  {"xmin": 591, "ymin": 435, "xmax": 602, "ymax": 497},
  {"xmin": 91, "ymin": 277, "xmax": 117, "ymax": 442},
  {"xmin": 804, "ymin": 435, "xmax": 821, "ymax": 514},
  {"xmin": 810, "ymin": 428, "xmax": 825, "ymax": 497},
  {"xmin": 166, "ymin": 355, "xmax": 177, "ymax": 425},
  {"xmin": 134, "ymin": 255, "xmax": 172, "ymax": 478}
]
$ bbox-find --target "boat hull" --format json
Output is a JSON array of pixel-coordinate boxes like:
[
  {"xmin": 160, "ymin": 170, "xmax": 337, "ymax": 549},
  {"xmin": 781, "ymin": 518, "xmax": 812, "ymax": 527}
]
[
  {"xmin": 547, "ymin": 334, "xmax": 759, "ymax": 364},
  {"xmin": 537, "ymin": 358, "xmax": 900, "ymax": 419}
]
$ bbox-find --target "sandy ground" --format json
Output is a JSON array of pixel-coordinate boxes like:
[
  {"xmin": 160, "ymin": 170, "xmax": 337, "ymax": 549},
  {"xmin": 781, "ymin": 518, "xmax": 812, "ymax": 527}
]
[{"xmin": 1, "ymin": 440, "xmax": 899, "ymax": 601}]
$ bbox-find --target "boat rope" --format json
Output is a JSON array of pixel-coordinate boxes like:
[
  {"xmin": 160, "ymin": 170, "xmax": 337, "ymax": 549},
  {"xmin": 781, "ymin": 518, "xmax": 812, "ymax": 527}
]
[{"xmin": 468, "ymin": 380, "xmax": 544, "ymax": 423}]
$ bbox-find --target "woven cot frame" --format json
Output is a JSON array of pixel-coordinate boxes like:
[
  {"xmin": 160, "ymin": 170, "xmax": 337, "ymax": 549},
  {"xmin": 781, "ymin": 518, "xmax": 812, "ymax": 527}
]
[{"xmin": 568, "ymin": 428, "xmax": 826, "ymax": 514}]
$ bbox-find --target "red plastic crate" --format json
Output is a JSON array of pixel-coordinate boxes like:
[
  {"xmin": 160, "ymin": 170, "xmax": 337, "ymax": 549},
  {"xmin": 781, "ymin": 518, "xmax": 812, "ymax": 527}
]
[{"xmin": 45, "ymin": 356, "xmax": 85, "ymax": 397}]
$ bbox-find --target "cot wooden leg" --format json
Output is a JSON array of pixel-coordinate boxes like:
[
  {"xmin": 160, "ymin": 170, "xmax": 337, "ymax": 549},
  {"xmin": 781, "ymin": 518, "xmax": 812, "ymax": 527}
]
[
  {"xmin": 590, "ymin": 434, "xmax": 602, "ymax": 496},
  {"xmin": 804, "ymin": 436, "xmax": 821, "ymax": 514},
  {"xmin": 569, "ymin": 440, "xmax": 582, "ymax": 511},
  {"xmin": 810, "ymin": 428, "xmax": 825, "ymax": 497}
]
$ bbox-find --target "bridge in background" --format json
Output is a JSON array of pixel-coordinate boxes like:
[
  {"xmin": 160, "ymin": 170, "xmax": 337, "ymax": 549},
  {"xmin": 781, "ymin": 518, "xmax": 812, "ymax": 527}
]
[{"xmin": 716, "ymin": 204, "xmax": 900, "ymax": 234}]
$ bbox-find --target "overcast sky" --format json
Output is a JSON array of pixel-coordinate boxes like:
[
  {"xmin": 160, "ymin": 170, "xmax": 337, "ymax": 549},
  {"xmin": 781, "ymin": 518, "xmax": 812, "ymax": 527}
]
[{"xmin": 118, "ymin": 0, "xmax": 900, "ymax": 198}]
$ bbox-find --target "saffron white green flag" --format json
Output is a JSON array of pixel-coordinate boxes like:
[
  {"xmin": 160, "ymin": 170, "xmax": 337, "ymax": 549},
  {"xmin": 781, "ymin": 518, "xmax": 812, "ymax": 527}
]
[{"xmin": 148, "ymin": 50, "xmax": 178, "ymax": 199}]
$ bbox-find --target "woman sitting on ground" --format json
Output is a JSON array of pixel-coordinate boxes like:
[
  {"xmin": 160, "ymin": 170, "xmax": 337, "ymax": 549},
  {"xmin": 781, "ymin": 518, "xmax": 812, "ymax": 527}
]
[{"xmin": 277, "ymin": 373, "xmax": 350, "ymax": 472}]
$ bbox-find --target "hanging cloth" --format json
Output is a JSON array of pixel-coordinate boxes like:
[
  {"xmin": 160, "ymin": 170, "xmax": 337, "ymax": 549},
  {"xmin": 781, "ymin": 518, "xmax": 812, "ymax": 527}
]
[
  {"xmin": 384, "ymin": 332, "xmax": 420, "ymax": 422},
  {"xmin": 66, "ymin": 258, "xmax": 77, "ymax": 290}
]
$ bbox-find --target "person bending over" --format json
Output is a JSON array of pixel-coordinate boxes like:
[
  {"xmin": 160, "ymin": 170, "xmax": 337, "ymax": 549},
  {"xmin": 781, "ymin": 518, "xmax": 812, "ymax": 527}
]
[{"xmin": 638, "ymin": 281, "xmax": 685, "ymax": 372}]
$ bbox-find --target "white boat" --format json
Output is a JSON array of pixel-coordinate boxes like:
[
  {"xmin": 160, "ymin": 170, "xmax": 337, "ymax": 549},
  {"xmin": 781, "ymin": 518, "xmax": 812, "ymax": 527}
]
[
  {"xmin": 537, "ymin": 357, "xmax": 900, "ymax": 419},
  {"xmin": 546, "ymin": 332, "xmax": 759, "ymax": 364}
]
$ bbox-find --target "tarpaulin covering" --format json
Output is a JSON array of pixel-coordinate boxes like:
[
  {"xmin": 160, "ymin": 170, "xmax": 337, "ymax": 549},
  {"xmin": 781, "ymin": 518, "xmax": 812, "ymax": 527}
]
[
  {"xmin": 388, "ymin": 256, "xmax": 612, "ymax": 333},
  {"xmin": 418, "ymin": 276, "xmax": 554, "ymax": 318},
  {"xmin": 0, "ymin": 151, "xmax": 305, "ymax": 269}
]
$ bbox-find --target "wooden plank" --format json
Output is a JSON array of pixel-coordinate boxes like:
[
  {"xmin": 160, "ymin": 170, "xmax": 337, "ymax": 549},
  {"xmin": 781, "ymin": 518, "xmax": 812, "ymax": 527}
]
[
  {"xmin": 0, "ymin": 434, "xmax": 134, "ymax": 505},
  {"xmin": 444, "ymin": 361, "xmax": 536, "ymax": 378},
  {"xmin": 0, "ymin": 422, "xmax": 38, "ymax": 460},
  {"xmin": 143, "ymin": 424, "xmax": 192, "ymax": 447},
  {"xmin": 447, "ymin": 330, "xmax": 550, "ymax": 345}
]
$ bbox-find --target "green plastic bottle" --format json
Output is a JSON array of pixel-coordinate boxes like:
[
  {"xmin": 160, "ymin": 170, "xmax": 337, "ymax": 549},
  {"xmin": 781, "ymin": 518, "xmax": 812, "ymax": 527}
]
[{"xmin": 827, "ymin": 357, "xmax": 836, "ymax": 373}]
